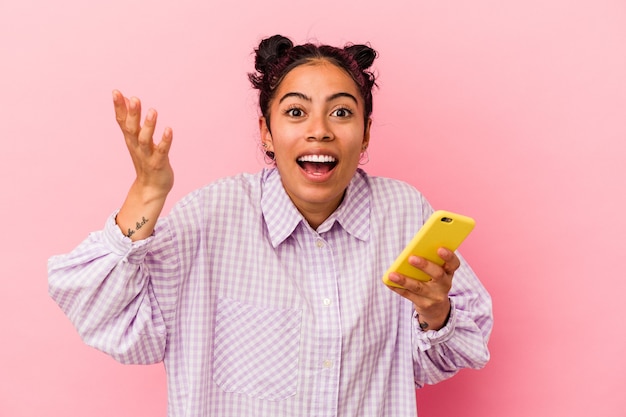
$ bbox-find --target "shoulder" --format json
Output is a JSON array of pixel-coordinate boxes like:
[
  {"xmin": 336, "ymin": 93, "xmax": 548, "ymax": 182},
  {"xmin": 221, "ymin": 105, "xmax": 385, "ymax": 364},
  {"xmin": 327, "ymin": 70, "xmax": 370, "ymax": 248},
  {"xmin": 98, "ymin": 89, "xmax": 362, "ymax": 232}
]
[
  {"xmin": 361, "ymin": 170, "xmax": 428, "ymax": 209},
  {"xmin": 358, "ymin": 170, "xmax": 433, "ymax": 232},
  {"xmin": 178, "ymin": 171, "xmax": 264, "ymax": 209},
  {"xmin": 164, "ymin": 171, "xmax": 266, "ymax": 228}
]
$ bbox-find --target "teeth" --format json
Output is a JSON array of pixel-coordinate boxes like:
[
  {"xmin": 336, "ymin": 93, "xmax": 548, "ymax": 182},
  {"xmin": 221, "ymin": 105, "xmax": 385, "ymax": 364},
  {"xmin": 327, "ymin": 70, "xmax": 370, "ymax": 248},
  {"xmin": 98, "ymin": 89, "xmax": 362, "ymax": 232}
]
[{"xmin": 297, "ymin": 155, "xmax": 336, "ymax": 163}]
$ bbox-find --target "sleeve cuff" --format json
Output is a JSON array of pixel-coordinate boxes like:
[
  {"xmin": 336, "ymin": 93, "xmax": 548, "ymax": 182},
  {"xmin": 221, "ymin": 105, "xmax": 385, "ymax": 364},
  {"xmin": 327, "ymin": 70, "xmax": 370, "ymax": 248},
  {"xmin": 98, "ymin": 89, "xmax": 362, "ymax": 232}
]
[{"xmin": 103, "ymin": 210, "xmax": 154, "ymax": 264}]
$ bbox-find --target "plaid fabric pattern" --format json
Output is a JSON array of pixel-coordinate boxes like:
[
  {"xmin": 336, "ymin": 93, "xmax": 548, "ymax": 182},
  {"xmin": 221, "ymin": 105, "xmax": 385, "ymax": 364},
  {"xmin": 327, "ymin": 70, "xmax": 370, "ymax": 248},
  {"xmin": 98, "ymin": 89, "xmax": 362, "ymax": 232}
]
[{"xmin": 49, "ymin": 168, "xmax": 492, "ymax": 417}]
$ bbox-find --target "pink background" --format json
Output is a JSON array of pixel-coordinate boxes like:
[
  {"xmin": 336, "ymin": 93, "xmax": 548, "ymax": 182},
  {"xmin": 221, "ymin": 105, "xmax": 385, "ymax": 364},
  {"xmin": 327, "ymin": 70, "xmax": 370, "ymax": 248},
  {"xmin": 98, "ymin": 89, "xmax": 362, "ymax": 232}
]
[{"xmin": 1, "ymin": 0, "xmax": 625, "ymax": 416}]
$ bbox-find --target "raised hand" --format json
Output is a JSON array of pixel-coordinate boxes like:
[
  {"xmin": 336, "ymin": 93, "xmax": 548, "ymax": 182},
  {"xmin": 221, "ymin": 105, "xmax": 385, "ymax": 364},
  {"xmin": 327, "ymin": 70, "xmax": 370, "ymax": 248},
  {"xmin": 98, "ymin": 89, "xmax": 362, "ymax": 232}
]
[{"xmin": 112, "ymin": 90, "xmax": 174, "ymax": 240}]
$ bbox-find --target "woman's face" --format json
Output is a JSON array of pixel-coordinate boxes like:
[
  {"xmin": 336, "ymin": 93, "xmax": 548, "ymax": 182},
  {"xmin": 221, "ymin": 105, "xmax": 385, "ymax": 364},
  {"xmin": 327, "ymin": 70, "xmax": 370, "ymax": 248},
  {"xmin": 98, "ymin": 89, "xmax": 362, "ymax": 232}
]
[{"xmin": 260, "ymin": 60, "xmax": 371, "ymax": 228}]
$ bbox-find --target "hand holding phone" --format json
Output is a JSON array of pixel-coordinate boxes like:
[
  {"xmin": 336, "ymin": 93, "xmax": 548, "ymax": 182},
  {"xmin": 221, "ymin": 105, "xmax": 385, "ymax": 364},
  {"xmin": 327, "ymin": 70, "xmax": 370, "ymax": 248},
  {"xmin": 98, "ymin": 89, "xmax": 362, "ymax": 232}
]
[{"xmin": 382, "ymin": 210, "xmax": 475, "ymax": 288}]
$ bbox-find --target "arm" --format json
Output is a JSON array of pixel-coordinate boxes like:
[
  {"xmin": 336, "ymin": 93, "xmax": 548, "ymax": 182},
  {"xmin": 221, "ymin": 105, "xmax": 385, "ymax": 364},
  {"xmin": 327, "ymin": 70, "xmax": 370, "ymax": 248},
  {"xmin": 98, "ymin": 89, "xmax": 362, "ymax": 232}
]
[
  {"xmin": 48, "ymin": 90, "xmax": 178, "ymax": 364},
  {"xmin": 113, "ymin": 90, "xmax": 174, "ymax": 241},
  {"xmin": 388, "ymin": 250, "xmax": 493, "ymax": 386},
  {"xmin": 48, "ymin": 215, "xmax": 179, "ymax": 364}
]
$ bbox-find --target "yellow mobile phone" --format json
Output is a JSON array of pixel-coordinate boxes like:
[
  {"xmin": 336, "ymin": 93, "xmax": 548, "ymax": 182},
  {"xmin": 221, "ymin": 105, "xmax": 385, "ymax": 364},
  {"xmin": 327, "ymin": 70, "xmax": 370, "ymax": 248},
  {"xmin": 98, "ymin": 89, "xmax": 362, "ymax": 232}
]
[{"xmin": 382, "ymin": 210, "xmax": 476, "ymax": 288}]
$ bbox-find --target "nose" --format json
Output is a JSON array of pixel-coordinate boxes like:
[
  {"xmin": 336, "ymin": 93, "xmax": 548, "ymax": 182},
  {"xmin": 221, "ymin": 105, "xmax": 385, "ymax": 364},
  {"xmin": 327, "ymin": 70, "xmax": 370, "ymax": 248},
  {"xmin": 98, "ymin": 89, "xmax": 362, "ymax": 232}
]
[{"xmin": 306, "ymin": 114, "xmax": 334, "ymax": 141}]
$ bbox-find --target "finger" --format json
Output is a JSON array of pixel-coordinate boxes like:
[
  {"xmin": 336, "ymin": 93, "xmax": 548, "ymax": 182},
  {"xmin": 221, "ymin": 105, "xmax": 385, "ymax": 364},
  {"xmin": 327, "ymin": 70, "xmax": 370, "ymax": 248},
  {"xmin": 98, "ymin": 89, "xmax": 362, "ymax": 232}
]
[
  {"xmin": 437, "ymin": 248, "xmax": 461, "ymax": 274},
  {"xmin": 388, "ymin": 270, "xmax": 451, "ymax": 312},
  {"xmin": 408, "ymin": 255, "xmax": 446, "ymax": 282},
  {"xmin": 125, "ymin": 96, "xmax": 142, "ymax": 137},
  {"xmin": 387, "ymin": 274, "xmax": 417, "ymax": 296},
  {"xmin": 137, "ymin": 108, "xmax": 157, "ymax": 153},
  {"xmin": 386, "ymin": 273, "xmax": 432, "ymax": 307},
  {"xmin": 156, "ymin": 127, "xmax": 174, "ymax": 156},
  {"xmin": 387, "ymin": 285, "xmax": 415, "ymax": 301},
  {"xmin": 387, "ymin": 272, "xmax": 427, "ymax": 295},
  {"xmin": 112, "ymin": 90, "xmax": 128, "ymax": 128}
]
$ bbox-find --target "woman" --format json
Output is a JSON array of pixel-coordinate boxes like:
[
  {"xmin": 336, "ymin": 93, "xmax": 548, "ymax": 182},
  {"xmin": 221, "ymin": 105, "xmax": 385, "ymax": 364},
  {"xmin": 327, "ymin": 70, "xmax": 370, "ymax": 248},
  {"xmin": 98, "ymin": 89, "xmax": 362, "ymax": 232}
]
[{"xmin": 49, "ymin": 34, "xmax": 492, "ymax": 416}]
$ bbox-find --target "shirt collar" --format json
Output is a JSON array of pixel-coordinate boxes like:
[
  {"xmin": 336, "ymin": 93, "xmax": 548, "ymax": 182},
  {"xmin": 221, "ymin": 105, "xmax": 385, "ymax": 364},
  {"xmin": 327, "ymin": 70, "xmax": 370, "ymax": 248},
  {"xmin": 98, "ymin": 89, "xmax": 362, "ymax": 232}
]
[
  {"xmin": 261, "ymin": 168, "xmax": 371, "ymax": 248},
  {"xmin": 261, "ymin": 169, "xmax": 302, "ymax": 248}
]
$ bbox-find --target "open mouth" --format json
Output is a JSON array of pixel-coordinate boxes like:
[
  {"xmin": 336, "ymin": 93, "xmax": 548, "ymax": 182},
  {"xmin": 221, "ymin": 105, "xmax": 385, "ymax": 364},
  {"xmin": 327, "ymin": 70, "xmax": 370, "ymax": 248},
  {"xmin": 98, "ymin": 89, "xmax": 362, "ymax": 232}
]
[{"xmin": 297, "ymin": 155, "xmax": 338, "ymax": 175}]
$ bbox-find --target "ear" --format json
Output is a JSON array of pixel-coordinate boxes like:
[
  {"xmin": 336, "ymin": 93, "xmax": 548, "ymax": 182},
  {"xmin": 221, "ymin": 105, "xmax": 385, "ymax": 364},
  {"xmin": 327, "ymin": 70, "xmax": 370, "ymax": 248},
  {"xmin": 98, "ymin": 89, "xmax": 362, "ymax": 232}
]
[
  {"xmin": 259, "ymin": 116, "xmax": 274, "ymax": 152},
  {"xmin": 362, "ymin": 117, "xmax": 372, "ymax": 150}
]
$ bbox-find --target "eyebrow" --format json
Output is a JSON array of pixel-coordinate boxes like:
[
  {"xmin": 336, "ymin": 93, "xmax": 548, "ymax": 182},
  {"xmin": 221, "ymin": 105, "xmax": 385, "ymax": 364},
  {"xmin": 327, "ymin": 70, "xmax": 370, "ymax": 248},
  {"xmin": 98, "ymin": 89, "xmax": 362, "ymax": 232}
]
[{"xmin": 278, "ymin": 91, "xmax": 359, "ymax": 105}]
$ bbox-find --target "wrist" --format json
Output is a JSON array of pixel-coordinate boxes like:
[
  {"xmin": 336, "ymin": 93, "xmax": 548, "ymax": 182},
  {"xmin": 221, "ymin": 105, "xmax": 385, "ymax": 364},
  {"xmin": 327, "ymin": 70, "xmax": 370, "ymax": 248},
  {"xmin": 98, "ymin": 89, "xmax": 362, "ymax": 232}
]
[
  {"xmin": 415, "ymin": 298, "xmax": 452, "ymax": 331},
  {"xmin": 129, "ymin": 179, "xmax": 171, "ymax": 205},
  {"xmin": 116, "ymin": 183, "xmax": 169, "ymax": 241}
]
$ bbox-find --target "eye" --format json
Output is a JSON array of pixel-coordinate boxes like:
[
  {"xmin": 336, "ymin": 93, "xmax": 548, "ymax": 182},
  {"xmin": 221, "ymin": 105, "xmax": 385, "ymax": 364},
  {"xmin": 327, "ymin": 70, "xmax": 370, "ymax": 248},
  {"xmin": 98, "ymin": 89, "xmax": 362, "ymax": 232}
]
[
  {"xmin": 331, "ymin": 107, "xmax": 353, "ymax": 118},
  {"xmin": 285, "ymin": 107, "xmax": 305, "ymax": 118}
]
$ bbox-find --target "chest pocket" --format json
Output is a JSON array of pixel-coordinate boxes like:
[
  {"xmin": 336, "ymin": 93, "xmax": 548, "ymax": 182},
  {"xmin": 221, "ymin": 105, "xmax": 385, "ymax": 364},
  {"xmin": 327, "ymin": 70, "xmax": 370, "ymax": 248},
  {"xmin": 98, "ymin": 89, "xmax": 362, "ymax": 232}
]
[{"xmin": 212, "ymin": 297, "xmax": 302, "ymax": 401}]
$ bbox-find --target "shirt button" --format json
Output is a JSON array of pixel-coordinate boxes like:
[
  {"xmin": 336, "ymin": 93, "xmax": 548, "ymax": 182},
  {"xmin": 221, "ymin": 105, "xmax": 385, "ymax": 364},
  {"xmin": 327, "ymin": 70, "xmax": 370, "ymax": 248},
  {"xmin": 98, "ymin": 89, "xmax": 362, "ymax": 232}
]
[
  {"xmin": 322, "ymin": 359, "xmax": 333, "ymax": 368},
  {"xmin": 316, "ymin": 239, "xmax": 324, "ymax": 248},
  {"xmin": 323, "ymin": 298, "xmax": 331, "ymax": 306}
]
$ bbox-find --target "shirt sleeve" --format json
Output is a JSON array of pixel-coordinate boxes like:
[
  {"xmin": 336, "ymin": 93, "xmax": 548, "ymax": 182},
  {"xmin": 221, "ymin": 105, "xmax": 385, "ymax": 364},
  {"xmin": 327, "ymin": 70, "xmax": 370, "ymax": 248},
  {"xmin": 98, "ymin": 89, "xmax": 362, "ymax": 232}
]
[
  {"xmin": 47, "ymin": 212, "xmax": 181, "ymax": 365},
  {"xmin": 411, "ymin": 251, "xmax": 493, "ymax": 387}
]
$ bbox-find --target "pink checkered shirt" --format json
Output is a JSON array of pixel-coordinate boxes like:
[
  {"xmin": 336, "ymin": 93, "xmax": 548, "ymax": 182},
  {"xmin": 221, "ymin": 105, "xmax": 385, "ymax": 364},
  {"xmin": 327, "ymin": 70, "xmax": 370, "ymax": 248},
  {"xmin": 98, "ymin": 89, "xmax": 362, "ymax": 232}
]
[{"xmin": 49, "ymin": 168, "xmax": 492, "ymax": 417}]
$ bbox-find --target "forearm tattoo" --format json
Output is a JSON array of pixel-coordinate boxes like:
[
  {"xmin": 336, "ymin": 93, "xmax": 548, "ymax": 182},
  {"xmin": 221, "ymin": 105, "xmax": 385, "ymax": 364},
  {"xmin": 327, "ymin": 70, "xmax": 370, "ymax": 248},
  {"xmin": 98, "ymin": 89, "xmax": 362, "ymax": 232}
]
[{"xmin": 126, "ymin": 216, "xmax": 149, "ymax": 238}]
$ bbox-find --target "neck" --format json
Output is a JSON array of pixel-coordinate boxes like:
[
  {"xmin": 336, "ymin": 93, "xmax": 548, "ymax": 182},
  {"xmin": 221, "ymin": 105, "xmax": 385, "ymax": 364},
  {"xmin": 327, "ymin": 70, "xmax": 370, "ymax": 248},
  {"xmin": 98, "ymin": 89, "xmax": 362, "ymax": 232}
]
[{"xmin": 291, "ymin": 192, "xmax": 346, "ymax": 230}]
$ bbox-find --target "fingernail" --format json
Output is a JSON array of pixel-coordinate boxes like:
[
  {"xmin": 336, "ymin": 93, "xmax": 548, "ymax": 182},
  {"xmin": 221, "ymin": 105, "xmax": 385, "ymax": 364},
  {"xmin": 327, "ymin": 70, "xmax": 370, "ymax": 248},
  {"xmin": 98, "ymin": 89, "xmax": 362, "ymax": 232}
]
[
  {"xmin": 388, "ymin": 273, "xmax": 401, "ymax": 283},
  {"xmin": 146, "ymin": 109, "xmax": 155, "ymax": 121}
]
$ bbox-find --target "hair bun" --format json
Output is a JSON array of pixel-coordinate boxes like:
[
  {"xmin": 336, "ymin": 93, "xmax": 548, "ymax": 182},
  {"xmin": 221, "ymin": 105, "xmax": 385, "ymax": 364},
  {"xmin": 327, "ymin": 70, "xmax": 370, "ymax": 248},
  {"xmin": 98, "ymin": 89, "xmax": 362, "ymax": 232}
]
[
  {"xmin": 344, "ymin": 44, "xmax": 377, "ymax": 70},
  {"xmin": 254, "ymin": 35, "xmax": 294, "ymax": 74}
]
